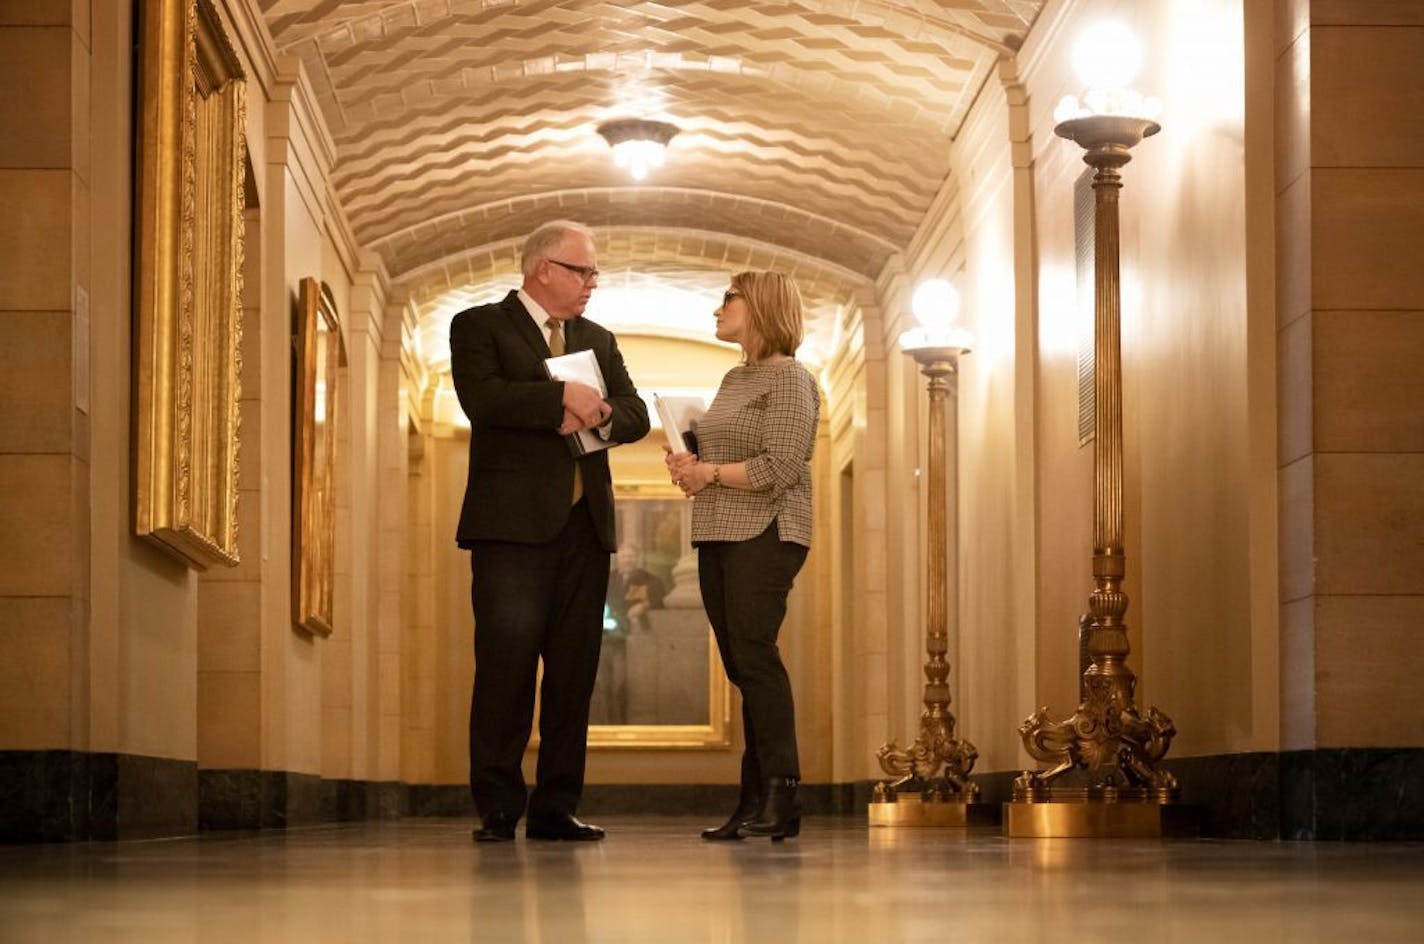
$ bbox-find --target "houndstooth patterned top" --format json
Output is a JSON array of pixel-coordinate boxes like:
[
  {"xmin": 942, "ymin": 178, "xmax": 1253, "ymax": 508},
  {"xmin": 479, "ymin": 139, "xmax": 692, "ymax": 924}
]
[{"xmin": 690, "ymin": 359, "xmax": 820, "ymax": 547}]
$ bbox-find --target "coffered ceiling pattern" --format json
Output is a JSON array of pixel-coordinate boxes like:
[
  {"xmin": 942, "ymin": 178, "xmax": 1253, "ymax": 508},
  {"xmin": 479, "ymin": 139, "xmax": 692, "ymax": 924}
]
[{"xmin": 259, "ymin": 0, "xmax": 1045, "ymax": 360}]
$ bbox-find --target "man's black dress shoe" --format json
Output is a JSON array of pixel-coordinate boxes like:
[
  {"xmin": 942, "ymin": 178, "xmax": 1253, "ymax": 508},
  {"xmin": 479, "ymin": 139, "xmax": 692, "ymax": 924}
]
[
  {"xmin": 525, "ymin": 814, "xmax": 605, "ymax": 842},
  {"xmin": 472, "ymin": 813, "xmax": 519, "ymax": 843}
]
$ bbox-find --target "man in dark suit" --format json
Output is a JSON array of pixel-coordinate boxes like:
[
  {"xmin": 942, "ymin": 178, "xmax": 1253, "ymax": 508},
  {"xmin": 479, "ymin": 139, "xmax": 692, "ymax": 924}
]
[{"xmin": 450, "ymin": 220, "xmax": 649, "ymax": 842}]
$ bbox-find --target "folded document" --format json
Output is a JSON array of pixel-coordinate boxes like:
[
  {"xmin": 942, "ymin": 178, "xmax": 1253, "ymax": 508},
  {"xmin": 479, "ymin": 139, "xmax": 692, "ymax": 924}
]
[
  {"xmin": 544, "ymin": 349, "xmax": 613, "ymax": 456},
  {"xmin": 654, "ymin": 394, "xmax": 707, "ymax": 455}
]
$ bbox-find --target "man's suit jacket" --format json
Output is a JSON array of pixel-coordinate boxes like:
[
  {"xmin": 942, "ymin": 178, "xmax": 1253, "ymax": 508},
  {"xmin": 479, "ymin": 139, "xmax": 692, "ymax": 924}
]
[{"xmin": 450, "ymin": 290, "xmax": 649, "ymax": 552}]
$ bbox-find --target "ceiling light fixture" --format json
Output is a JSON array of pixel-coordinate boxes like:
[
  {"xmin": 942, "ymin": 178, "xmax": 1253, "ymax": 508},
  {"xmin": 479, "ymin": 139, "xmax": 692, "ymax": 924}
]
[{"xmin": 596, "ymin": 118, "xmax": 679, "ymax": 182}]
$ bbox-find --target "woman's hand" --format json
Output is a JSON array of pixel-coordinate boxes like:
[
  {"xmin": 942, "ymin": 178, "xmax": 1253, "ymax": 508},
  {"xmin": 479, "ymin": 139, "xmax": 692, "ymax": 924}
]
[
  {"xmin": 676, "ymin": 462, "xmax": 715, "ymax": 496},
  {"xmin": 664, "ymin": 445, "xmax": 698, "ymax": 473},
  {"xmin": 663, "ymin": 446, "xmax": 705, "ymax": 496}
]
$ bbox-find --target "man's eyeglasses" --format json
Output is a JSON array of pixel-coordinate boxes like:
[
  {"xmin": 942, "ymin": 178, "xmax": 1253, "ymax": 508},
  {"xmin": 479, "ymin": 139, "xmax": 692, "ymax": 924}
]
[
  {"xmin": 721, "ymin": 291, "xmax": 742, "ymax": 307},
  {"xmin": 547, "ymin": 258, "xmax": 600, "ymax": 283}
]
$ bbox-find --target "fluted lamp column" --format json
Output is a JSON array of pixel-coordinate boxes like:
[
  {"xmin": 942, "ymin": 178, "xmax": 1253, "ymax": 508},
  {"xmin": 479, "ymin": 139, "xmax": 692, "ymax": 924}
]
[
  {"xmin": 869, "ymin": 280, "xmax": 992, "ymax": 828},
  {"xmin": 1006, "ymin": 22, "xmax": 1197, "ymax": 838}
]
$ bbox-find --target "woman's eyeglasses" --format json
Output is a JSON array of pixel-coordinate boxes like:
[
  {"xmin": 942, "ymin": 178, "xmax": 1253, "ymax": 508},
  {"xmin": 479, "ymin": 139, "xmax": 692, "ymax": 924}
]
[{"xmin": 721, "ymin": 290, "xmax": 742, "ymax": 307}]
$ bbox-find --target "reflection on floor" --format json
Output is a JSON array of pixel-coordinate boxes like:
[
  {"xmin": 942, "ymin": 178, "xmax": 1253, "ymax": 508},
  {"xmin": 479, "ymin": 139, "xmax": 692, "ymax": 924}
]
[{"xmin": 2, "ymin": 816, "xmax": 1423, "ymax": 942}]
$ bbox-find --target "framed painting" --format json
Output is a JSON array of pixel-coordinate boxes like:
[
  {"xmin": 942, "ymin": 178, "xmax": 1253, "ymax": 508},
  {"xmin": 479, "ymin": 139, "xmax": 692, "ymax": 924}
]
[
  {"xmin": 587, "ymin": 485, "xmax": 732, "ymax": 749},
  {"xmin": 292, "ymin": 278, "xmax": 343, "ymax": 636},
  {"xmin": 133, "ymin": 0, "xmax": 248, "ymax": 568}
]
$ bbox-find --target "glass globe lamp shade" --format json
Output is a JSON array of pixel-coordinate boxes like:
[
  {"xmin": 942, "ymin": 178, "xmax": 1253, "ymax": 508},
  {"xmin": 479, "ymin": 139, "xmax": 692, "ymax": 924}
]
[
  {"xmin": 911, "ymin": 279, "xmax": 960, "ymax": 331},
  {"xmin": 1055, "ymin": 22, "xmax": 1162, "ymax": 123},
  {"xmin": 900, "ymin": 279, "xmax": 971, "ymax": 354},
  {"xmin": 1072, "ymin": 21, "xmax": 1141, "ymax": 92}
]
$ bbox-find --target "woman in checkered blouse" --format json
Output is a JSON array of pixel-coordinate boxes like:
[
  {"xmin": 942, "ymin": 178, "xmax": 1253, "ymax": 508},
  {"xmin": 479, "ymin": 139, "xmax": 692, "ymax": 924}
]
[{"xmin": 665, "ymin": 270, "xmax": 820, "ymax": 842}]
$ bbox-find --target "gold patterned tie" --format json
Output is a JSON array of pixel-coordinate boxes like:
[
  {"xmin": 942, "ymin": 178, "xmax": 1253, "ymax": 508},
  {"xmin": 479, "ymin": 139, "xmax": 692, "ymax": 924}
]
[{"xmin": 547, "ymin": 318, "xmax": 584, "ymax": 505}]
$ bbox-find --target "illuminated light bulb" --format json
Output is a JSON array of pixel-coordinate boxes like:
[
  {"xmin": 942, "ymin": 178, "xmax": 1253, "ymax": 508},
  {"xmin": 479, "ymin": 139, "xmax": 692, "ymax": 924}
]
[
  {"xmin": 612, "ymin": 139, "xmax": 666, "ymax": 181},
  {"xmin": 598, "ymin": 118, "xmax": 679, "ymax": 181},
  {"xmin": 900, "ymin": 279, "xmax": 972, "ymax": 353},
  {"xmin": 912, "ymin": 279, "xmax": 960, "ymax": 331},
  {"xmin": 1056, "ymin": 23, "xmax": 1162, "ymax": 122},
  {"xmin": 1072, "ymin": 21, "xmax": 1142, "ymax": 92}
]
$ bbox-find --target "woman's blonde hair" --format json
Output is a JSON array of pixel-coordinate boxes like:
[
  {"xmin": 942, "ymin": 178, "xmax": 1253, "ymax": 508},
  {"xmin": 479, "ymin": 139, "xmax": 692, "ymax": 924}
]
[{"xmin": 729, "ymin": 270, "xmax": 804, "ymax": 360}]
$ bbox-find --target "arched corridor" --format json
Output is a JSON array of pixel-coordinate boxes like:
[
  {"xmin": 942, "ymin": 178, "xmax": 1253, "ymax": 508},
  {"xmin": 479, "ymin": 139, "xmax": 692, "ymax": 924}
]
[{"xmin": 2, "ymin": 0, "xmax": 1422, "ymax": 873}]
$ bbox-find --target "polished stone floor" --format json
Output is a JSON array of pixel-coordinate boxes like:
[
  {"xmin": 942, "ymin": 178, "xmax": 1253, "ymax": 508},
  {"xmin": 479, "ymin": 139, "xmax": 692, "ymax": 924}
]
[{"xmin": 2, "ymin": 816, "xmax": 1423, "ymax": 942}]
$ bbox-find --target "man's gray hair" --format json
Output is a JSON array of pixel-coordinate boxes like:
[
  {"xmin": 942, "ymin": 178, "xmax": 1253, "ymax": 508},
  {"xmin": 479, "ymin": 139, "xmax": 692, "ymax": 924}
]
[{"xmin": 521, "ymin": 220, "xmax": 596, "ymax": 277}]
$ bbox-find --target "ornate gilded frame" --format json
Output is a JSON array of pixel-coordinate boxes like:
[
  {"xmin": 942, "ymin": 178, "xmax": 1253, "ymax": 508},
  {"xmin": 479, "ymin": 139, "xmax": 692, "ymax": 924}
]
[
  {"xmin": 292, "ymin": 278, "xmax": 343, "ymax": 637},
  {"xmin": 588, "ymin": 483, "xmax": 733, "ymax": 750},
  {"xmin": 133, "ymin": 0, "xmax": 247, "ymax": 568}
]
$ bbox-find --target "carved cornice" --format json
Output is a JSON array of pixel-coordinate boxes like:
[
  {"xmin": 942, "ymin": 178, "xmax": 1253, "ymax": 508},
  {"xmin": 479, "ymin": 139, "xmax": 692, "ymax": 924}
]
[{"xmin": 219, "ymin": 0, "xmax": 280, "ymax": 97}]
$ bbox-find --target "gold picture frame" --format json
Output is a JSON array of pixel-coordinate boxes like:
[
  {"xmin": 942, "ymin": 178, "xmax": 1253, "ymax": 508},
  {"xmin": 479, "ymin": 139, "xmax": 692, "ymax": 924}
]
[
  {"xmin": 133, "ymin": 0, "xmax": 247, "ymax": 568},
  {"xmin": 588, "ymin": 484, "xmax": 733, "ymax": 750},
  {"xmin": 292, "ymin": 278, "xmax": 344, "ymax": 637}
]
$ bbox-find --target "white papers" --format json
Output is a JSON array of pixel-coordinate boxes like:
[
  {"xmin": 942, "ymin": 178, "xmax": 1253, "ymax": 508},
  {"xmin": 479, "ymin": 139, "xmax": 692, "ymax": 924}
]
[
  {"xmin": 654, "ymin": 394, "xmax": 707, "ymax": 454},
  {"xmin": 544, "ymin": 349, "xmax": 613, "ymax": 456}
]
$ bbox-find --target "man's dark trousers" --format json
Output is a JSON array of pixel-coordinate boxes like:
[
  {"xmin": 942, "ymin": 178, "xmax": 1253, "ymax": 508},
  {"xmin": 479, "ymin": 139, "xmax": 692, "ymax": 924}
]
[{"xmin": 468, "ymin": 498, "xmax": 607, "ymax": 822}]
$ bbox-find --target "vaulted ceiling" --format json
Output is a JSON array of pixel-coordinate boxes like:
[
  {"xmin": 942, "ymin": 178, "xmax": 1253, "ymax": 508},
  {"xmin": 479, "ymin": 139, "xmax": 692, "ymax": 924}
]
[{"xmin": 259, "ymin": 0, "xmax": 1046, "ymax": 368}]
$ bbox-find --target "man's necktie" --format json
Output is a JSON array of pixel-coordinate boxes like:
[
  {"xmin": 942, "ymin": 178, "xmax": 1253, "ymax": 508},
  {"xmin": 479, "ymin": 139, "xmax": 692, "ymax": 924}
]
[{"xmin": 547, "ymin": 318, "xmax": 584, "ymax": 505}]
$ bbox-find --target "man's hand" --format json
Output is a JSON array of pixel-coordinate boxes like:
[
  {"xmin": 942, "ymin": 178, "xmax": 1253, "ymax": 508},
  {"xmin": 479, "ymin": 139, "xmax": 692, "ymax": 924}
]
[
  {"xmin": 562, "ymin": 381, "xmax": 606, "ymax": 428},
  {"xmin": 558, "ymin": 409, "xmax": 586, "ymax": 436}
]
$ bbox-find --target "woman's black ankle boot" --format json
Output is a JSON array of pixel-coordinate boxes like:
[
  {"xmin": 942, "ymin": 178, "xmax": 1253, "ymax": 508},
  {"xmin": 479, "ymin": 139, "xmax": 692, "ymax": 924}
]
[
  {"xmin": 701, "ymin": 790, "xmax": 761, "ymax": 841},
  {"xmin": 743, "ymin": 777, "xmax": 801, "ymax": 841}
]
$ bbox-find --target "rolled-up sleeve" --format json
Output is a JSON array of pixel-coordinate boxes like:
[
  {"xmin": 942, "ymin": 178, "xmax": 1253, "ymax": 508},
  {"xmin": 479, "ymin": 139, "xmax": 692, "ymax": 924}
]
[{"xmin": 744, "ymin": 371, "xmax": 818, "ymax": 495}]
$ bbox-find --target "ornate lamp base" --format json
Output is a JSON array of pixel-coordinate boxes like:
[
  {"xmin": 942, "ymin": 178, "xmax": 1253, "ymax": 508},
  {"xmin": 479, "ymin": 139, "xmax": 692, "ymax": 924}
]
[
  {"xmin": 869, "ymin": 790, "xmax": 996, "ymax": 828},
  {"xmin": 1005, "ymin": 794, "xmax": 1199, "ymax": 838}
]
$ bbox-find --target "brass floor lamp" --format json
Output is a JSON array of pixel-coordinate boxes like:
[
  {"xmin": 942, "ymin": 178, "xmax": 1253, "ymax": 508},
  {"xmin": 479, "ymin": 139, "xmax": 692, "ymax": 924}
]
[
  {"xmin": 870, "ymin": 279, "xmax": 991, "ymax": 828},
  {"xmin": 1006, "ymin": 22, "xmax": 1196, "ymax": 838}
]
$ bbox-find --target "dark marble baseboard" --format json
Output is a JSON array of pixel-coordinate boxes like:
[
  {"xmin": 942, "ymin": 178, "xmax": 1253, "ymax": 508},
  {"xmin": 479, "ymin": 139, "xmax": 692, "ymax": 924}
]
[
  {"xmin": 1162, "ymin": 752, "xmax": 1283, "ymax": 839},
  {"xmin": 199, "ymin": 769, "xmax": 263, "ymax": 830},
  {"xmin": 579, "ymin": 782, "xmax": 870, "ymax": 817},
  {"xmin": 1164, "ymin": 749, "xmax": 1424, "ymax": 839},
  {"xmin": 972, "ymin": 749, "xmax": 1424, "ymax": 840},
  {"xmin": 2, "ymin": 754, "xmax": 410, "ymax": 841},
  {"xmin": 201, "ymin": 771, "xmax": 403, "ymax": 830},
  {"xmin": 0, "ymin": 750, "xmax": 91, "ymax": 841},
  {"xmin": 107, "ymin": 754, "xmax": 198, "ymax": 840},
  {"xmin": 320, "ymin": 779, "xmax": 408, "ymax": 822},
  {"xmin": 1, "ymin": 751, "xmax": 196, "ymax": 842},
  {"xmin": 408, "ymin": 781, "xmax": 875, "ymax": 819},
  {"xmin": 409, "ymin": 784, "xmax": 474, "ymax": 817},
  {"xmin": 1280, "ymin": 749, "xmax": 1424, "ymax": 840},
  {"xmin": 265, "ymin": 771, "xmax": 324, "ymax": 828},
  {"xmin": 11, "ymin": 748, "xmax": 1421, "ymax": 841}
]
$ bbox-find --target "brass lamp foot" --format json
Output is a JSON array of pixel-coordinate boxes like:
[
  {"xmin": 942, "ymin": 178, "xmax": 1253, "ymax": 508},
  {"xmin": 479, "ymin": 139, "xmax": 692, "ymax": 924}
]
[
  {"xmin": 869, "ymin": 790, "xmax": 997, "ymax": 828},
  {"xmin": 1005, "ymin": 797, "xmax": 1200, "ymax": 838}
]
